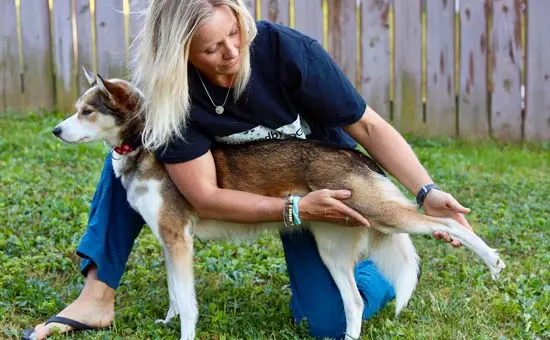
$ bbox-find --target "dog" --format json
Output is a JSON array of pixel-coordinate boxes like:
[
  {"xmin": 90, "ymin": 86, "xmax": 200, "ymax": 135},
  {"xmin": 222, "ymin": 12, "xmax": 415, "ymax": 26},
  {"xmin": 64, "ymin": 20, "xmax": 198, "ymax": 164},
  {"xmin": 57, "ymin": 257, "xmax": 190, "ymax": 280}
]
[{"xmin": 52, "ymin": 68, "xmax": 505, "ymax": 340}]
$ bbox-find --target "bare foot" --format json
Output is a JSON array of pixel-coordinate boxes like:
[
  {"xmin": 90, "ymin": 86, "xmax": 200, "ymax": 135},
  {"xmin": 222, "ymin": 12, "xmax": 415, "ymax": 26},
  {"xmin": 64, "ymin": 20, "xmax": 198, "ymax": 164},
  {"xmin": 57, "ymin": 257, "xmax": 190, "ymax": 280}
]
[{"xmin": 26, "ymin": 267, "xmax": 115, "ymax": 339}]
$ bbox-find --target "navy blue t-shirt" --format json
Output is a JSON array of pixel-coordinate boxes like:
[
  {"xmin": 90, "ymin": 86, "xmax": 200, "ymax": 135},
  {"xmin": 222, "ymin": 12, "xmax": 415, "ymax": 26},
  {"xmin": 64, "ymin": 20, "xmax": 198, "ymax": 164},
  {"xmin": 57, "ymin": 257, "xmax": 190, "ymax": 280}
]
[{"xmin": 156, "ymin": 21, "xmax": 366, "ymax": 164}]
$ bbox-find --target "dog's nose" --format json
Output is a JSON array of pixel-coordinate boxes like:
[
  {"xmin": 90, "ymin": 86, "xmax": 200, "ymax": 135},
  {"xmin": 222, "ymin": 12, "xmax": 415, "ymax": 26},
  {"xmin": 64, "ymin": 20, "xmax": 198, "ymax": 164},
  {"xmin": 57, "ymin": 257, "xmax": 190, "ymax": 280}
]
[{"xmin": 52, "ymin": 126, "xmax": 62, "ymax": 137}]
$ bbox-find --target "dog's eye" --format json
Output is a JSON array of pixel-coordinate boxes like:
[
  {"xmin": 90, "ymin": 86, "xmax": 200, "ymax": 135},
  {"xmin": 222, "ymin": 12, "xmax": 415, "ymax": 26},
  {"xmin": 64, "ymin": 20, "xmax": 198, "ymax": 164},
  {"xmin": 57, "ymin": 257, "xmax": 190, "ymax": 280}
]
[{"xmin": 81, "ymin": 109, "xmax": 93, "ymax": 116}]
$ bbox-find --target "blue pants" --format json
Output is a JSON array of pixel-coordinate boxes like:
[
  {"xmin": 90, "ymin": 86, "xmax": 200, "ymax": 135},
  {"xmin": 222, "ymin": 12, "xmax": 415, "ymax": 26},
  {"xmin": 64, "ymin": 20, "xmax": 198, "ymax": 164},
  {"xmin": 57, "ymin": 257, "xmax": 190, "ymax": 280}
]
[{"xmin": 76, "ymin": 155, "xmax": 395, "ymax": 339}]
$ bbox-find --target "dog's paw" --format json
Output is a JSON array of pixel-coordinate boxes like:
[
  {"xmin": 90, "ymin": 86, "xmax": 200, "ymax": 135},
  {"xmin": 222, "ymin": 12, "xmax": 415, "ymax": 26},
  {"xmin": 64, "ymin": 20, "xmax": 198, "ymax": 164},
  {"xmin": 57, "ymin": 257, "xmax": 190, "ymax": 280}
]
[
  {"xmin": 155, "ymin": 304, "xmax": 178, "ymax": 325},
  {"xmin": 180, "ymin": 328, "xmax": 196, "ymax": 340},
  {"xmin": 489, "ymin": 255, "xmax": 506, "ymax": 280}
]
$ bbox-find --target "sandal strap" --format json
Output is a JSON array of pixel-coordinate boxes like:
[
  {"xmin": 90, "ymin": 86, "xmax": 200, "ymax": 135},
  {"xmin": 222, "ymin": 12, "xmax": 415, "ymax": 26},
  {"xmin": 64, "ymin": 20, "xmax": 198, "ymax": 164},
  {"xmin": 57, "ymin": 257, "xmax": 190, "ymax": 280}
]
[{"xmin": 44, "ymin": 315, "xmax": 97, "ymax": 330}]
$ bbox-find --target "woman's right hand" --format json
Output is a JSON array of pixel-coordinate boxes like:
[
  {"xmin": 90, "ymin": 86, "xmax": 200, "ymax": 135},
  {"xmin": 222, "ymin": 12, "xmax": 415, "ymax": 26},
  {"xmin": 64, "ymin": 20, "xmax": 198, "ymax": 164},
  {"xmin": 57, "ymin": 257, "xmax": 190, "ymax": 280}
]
[{"xmin": 298, "ymin": 189, "xmax": 370, "ymax": 227}]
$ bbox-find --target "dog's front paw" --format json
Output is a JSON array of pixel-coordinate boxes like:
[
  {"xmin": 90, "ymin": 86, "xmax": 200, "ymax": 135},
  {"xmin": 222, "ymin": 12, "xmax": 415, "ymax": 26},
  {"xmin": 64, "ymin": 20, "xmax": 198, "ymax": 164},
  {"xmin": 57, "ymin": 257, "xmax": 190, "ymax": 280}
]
[{"xmin": 179, "ymin": 328, "xmax": 196, "ymax": 340}]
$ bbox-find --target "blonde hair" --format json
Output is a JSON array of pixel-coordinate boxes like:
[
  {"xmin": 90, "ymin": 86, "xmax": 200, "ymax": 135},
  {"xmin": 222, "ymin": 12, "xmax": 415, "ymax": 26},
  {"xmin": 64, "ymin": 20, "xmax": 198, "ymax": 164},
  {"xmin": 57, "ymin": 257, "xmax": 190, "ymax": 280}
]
[{"xmin": 131, "ymin": 0, "xmax": 257, "ymax": 151}]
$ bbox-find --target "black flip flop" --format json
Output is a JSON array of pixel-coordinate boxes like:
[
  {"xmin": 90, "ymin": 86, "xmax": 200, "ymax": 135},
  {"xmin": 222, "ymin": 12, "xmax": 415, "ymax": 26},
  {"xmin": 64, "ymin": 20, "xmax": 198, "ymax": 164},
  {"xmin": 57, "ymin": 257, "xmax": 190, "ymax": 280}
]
[{"xmin": 21, "ymin": 315, "xmax": 105, "ymax": 340}]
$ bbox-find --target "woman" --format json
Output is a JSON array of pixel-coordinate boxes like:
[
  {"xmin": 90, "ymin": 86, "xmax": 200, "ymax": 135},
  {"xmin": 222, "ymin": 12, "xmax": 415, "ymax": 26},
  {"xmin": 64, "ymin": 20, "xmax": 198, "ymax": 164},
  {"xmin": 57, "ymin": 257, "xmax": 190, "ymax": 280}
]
[{"xmin": 24, "ymin": 1, "xmax": 472, "ymax": 339}]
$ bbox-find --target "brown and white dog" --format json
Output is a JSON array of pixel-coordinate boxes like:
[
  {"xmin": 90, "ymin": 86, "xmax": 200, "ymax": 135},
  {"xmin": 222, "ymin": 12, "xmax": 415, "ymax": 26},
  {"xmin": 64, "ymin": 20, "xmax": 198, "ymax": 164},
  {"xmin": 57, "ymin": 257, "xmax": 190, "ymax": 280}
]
[{"xmin": 52, "ymin": 69, "xmax": 505, "ymax": 340}]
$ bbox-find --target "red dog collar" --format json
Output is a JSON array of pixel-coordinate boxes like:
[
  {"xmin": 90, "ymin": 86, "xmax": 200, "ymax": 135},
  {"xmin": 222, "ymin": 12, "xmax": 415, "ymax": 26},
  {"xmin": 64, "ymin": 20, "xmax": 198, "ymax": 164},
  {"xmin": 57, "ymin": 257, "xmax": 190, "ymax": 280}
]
[{"xmin": 113, "ymin": 144, "xmax": 133, "ymax": 155}]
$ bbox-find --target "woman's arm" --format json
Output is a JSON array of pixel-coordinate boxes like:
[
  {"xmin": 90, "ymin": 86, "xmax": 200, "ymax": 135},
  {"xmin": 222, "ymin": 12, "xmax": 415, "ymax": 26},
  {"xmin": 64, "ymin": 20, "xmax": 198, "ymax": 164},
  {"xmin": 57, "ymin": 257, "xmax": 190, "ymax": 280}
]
[
  {"xmin": 165, "ymin": 150, "xmax": 370, "ymax": 226},
  {"xmin": 343, "ymin": 105, "xmax": 432, "ymax": 195},
  {"xmin": 344, "ymin": 105, "xmax": 472, "ymax": 246}
]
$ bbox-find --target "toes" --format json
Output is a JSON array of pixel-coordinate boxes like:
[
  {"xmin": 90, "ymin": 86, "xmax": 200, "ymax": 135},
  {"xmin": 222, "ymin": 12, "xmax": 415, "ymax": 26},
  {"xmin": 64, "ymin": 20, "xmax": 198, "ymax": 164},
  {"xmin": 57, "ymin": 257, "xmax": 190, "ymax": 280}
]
[{"xmin": 32, "ymin": 323, "xmax": 72, "ymax": 340}]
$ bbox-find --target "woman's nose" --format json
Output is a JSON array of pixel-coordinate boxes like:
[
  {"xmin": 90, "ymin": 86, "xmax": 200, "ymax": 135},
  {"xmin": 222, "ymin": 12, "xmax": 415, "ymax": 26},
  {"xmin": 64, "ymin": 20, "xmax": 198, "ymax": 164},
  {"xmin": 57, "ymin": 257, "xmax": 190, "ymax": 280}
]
[{"xmin": 224, "ymin": 43, "xmax": 238, "ymax": 59}]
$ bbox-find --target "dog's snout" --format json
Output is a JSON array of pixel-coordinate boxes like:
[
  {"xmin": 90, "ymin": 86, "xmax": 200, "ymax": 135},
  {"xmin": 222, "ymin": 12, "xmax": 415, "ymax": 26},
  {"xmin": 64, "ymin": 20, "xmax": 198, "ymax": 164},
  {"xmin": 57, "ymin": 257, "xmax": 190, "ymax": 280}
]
[{"xmin": 52, "ymin": 126, "xmax": 62, "ymax": 137}]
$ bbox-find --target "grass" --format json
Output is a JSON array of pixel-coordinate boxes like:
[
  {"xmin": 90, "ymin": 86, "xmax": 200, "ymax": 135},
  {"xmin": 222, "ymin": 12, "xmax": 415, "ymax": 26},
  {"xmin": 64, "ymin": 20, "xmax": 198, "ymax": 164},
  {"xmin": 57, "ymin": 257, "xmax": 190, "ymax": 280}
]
[{"xmin": 0, "ymin": 111, "xmax": 548, "ymax": 339}]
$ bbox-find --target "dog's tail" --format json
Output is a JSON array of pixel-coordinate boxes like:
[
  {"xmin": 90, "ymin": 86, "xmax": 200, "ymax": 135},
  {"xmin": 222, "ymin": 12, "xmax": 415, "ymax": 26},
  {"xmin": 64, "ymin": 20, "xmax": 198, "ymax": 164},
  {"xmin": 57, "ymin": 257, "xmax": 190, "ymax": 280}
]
[{"xmin": 366, "ymin": 230, "xmax": 420, "ymax": 316}]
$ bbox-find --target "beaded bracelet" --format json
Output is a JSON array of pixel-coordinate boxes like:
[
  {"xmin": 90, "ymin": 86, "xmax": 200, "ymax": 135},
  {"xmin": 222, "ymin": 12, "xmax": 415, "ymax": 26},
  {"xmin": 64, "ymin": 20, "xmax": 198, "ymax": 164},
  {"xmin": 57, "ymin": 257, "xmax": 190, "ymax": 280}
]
[{"xmin": 283, "ymin": 195, "xmax": 303, "ymax": 228}]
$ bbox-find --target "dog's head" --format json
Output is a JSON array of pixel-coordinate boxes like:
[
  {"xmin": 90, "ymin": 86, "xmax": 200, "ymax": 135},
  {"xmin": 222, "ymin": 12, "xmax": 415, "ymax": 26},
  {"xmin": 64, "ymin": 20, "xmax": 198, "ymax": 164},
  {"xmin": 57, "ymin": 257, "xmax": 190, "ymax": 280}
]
[{"xmin": 52, "ymin": 67, "xmax": 144, "ymax": 148}]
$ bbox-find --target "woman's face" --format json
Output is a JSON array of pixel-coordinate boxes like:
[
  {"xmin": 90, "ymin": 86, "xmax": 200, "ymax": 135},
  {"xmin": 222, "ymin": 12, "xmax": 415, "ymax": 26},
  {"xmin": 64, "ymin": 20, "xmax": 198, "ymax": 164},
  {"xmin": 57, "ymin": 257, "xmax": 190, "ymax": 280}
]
[{"xmin": 189, "ymin": 5, "xmax": 242, "ymax": 80}]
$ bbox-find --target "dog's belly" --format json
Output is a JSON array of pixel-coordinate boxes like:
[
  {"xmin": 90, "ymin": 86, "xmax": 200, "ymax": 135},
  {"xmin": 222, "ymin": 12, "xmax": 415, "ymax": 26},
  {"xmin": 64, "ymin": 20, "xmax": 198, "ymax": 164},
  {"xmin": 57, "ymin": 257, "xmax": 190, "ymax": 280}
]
[{"xmin": 193, "ymin": 220, "xmax": 281, "ymax": 242}]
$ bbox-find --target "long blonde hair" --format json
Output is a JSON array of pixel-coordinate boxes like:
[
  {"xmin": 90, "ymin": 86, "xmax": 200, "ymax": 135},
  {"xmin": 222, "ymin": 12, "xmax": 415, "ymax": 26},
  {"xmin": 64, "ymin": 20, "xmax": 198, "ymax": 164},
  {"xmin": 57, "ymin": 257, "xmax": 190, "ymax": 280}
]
[{"xmin": 131, "ymin": 0, "xmax": 257, "ymax": 151}]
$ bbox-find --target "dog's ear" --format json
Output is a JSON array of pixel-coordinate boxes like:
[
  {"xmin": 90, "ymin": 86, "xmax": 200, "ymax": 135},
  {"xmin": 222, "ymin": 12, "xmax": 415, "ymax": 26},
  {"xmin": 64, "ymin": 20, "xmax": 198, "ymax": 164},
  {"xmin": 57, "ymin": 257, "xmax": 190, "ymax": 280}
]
[{"xmin": 82, "ymin": 66, "xmax": 96, "ymax": 86}]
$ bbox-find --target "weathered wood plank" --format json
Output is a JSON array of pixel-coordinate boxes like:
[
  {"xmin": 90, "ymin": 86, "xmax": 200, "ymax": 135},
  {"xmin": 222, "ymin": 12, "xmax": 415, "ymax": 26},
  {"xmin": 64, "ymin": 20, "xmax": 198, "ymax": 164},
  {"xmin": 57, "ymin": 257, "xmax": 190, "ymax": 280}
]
[
  {"xmin": 52, "ymin": 0, "xmax": 78, "ymax": 114},
  {"xmin": 361, "ymin": 0, "xmax": 390, "ymax": 120},
  {"xmin": 459, "ymin": 0, "xmax": 489, "ymax": 139},
  {"xmin": 294, "ymin": 0, "xmax": 323, "ymax": 44},
  {"xmin": 129, "ymin": 0, "xmax": 148, "ymax": 48},
  {"xmin": 328, "ymin": 0, "xmax": 357, "ymax": 87},
  {"xmin": 76, "ymin": 0, "xmax": 94, "ymax": 92},
  {"xmin": 0, "ymin": 0, "xmax": 21, "ymax": 111},
  {"xmin": 490, "ymin": 0, "xmax": 522, "ymax": 141},
  {"xmin": 243, "ymin": 0, "xmax": 257, "ymax": 19},
  {"xmin": 394, "ymin": 0, "xmax": 424, "ymax": 133},
  {"xmin": 95, "ymin": 0, "xmax": 126, "ymax": 79},
  {"xmin": 261, "ymin": 0, "xmax": 290, "ymax": 26},
  {"xmin": 426, "ymin": 0, "xmax": 456, "ymax": 137},
  {"xmin": 20, "ymin": 0, "xmax": 54, "ymax": 111},
  {"xmin": 525, "ymin": 0, "xmax": 550, "ymax": 141}
]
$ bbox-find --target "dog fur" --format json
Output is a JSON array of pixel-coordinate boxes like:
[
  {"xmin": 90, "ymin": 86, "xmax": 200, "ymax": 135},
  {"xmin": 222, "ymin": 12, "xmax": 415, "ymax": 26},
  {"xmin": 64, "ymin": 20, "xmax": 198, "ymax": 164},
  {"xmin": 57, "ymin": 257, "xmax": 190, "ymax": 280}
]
[{"xmin": 52, "ymin": 69, "xmax": 505, "ymax": 340}]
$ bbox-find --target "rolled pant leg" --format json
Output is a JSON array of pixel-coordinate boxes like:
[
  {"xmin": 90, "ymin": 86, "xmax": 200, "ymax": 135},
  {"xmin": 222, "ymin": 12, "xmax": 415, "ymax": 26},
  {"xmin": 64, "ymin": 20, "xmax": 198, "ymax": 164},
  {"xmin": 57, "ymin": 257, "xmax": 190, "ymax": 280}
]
[
  {"xmin": 280, "ymin": 229, "xmax": 395, "ymax": 340},
  {"xmin": 76, "ymin": 154, "xmax": 145, "ymax": 289}
]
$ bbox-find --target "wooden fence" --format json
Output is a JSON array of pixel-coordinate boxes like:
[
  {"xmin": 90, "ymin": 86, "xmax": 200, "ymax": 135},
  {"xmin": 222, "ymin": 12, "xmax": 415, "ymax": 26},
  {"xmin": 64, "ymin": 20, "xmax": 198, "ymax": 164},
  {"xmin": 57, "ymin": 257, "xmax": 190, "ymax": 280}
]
[{"xmin": 0, "ymin": 0, "xmax": 549, "ymax": 141}]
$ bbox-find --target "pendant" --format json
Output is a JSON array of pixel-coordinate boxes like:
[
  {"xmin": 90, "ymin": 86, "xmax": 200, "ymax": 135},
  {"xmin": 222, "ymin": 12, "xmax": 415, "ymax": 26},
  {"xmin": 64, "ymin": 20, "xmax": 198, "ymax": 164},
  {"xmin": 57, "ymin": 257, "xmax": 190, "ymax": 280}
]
[{"xmin": 215, "ymin": 106, "xmax": 224, "ymax": 114}]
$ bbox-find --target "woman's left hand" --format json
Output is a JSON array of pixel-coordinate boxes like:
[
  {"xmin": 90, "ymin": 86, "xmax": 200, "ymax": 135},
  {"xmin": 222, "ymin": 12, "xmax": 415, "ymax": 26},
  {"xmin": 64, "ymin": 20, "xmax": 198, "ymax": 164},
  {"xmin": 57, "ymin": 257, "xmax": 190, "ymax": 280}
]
[{"xmin": 422, "ymin": 189, "xmax": 472, "ymax": 248}]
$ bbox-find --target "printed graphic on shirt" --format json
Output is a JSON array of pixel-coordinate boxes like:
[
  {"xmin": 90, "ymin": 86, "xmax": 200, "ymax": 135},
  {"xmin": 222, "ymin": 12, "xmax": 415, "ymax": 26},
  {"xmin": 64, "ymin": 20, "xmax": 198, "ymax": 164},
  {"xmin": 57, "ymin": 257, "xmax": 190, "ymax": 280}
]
[{"xmin": 215, "ymin": 115, "xmax": 311, "ymax": 144}]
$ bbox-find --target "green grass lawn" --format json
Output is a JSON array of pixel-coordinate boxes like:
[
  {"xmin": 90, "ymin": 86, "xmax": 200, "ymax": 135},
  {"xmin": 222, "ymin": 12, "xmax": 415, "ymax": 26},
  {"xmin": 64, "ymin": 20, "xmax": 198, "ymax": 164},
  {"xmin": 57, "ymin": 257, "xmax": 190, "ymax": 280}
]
[{"xmin": 1, "ymin": 111, "xmax": 548, "ymax": 339}]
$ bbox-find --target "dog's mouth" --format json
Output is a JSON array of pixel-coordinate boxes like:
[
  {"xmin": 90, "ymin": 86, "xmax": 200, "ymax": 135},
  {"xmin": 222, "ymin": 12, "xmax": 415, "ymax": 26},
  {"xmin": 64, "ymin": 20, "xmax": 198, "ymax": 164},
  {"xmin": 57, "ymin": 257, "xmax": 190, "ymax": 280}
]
[{"xmin": 56, "ymin": 135, "xmax": 91, "ymax": 144}]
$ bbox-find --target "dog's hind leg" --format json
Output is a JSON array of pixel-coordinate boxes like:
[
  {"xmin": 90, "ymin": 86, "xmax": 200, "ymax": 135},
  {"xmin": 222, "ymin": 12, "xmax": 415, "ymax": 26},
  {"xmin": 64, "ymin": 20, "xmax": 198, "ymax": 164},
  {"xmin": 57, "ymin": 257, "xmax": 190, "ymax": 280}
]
[
  {"xmin": 373, "ymin": 204, "xmax": 505, "ymax": 281},
  {"xmin": 310, "ymin": 226, "xmax": 365, "ymax": 340}
]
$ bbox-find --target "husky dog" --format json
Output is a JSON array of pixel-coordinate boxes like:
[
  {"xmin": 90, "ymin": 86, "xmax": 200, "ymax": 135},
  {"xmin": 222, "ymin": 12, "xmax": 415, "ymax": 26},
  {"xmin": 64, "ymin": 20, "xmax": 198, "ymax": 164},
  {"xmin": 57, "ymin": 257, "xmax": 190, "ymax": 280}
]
[{"xmin": 52, "ymin": 69, "xmax": 505, "ymax": 340}]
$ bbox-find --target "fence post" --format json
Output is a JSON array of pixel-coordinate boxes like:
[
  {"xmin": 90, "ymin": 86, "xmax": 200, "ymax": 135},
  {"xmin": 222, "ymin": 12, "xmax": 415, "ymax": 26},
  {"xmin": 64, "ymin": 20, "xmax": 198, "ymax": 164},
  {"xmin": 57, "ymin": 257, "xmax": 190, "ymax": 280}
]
[
  {"xmin": 76, "ymin": 0, "xmax": 94, "ymax": 92},
  {"xmin": 327, "ymin": 0, "xmax": 357, "ymax": 89},
  {"xmin": 426, "ymin": 0, "xmax": 456, "ymax": 137},
  {"xmin": 459, "ymin": 0, "xmax": 490, "ymax": 139},
  {"xmin": 261, "ymin": 0, "xmax": 290, "ymax": 25},
  {"xmin": 360, "ymin": 0, "xmax": 391, "ymax": 121},
  {"xmin": 394, "ymin": 0, "xmax": 424, "ymax": 134},
  {"xmin": 294, "ymin": 0, "xmax": 323, "ymax": 44},
  {"xmin": 525, "ymin": 0, "xmax": 550, "ymax": 141},
  {"xmin": 490, "ymin": 0, "xmax": 523, "ymax": 141},
  {"xmin": 0, "ymin": 0, "xmax": 21, "ymax": 111},
  {"xmin": 95, "ymin": 0, "xmax": 126, "ymax": 79},
  {"xmin": 52, "ymin": 0, "xmax": 79, "ymax": 115},
  {"xmin": 20, "ymin": 0, "xmax": 54, "ymax": 112}
]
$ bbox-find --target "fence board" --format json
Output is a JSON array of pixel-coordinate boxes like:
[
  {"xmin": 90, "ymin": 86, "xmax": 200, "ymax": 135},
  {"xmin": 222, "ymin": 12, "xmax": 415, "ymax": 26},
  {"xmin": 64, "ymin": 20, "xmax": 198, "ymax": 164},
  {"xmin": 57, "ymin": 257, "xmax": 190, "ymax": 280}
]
[
  {"xmin": 360, "ymin": 0, "xmax": 390, "ymax": 120},
  {"xmin": 76, "ymin": 0, "xmax": 94, "ymax": 92},
  {"xmin": 52, "ymin": 0, "xmax": 78, "ymax": 114},
  {"xmin": 294, "ymin": 0, "xmax": 323, "ymax": 44},
  {"xmin": 96, "ymin": 0, "xmax": 126, "ymax": 79},
  {"xmin": 0, "ymin": 0, "xmax": 21, "ymax": 110},
  {"xmin": 328, "ymin": 0, "xmax": 357, "ymax": 87},
  {"xmin": 525, "ymin": 0, "xmax": 550, "ymax": 141},
  {"xmin": 20, "ymin": 0, "xmax": 54, "ymax": 111},
  {"xmin": 490, "ymin": 0, "xmax": 522, "ymax": 141},
  {"xmin": 394, "ymin": 0, "xmax": 423, "ymax": 133},
  {"xmin": 459, "ymin": 0, "xmax": 489, "ymax": 139},
  {"xmin": 426, "ymin": 0, "xmax": 455, "ymax": 137},
  {"xmin": 261, "ymin": 0, "xmax": 290, "ymax": 25},
  {"xmin": 243, "ymin": 0, "xmax": 257, "ymax": 19},
  {"xmin": 129, "ymin": 0, "xmax": 148, "ymax": 47}
]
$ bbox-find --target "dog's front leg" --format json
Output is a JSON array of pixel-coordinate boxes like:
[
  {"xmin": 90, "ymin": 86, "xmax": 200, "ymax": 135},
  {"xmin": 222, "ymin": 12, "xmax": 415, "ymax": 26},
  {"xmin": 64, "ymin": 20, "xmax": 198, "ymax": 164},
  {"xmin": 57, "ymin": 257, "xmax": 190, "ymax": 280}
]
[
  {"xmin": 163, "ymin": 225, "xmax": 198, "ymax": 340},
  {"xmin": 155, "ymin": 247, "xmax": 180, "ymax": 325}
]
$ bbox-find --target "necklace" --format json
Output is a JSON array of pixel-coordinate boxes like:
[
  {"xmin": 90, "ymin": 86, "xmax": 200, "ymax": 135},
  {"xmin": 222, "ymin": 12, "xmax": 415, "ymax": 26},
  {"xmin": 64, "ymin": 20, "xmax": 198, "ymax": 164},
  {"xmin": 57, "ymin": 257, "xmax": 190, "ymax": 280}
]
[{"xmin": 195, "ymin": 67, "xmax": 234, "ymax": 115}]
